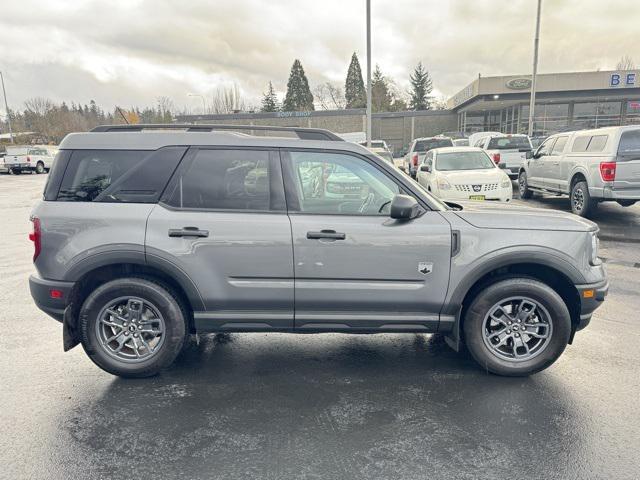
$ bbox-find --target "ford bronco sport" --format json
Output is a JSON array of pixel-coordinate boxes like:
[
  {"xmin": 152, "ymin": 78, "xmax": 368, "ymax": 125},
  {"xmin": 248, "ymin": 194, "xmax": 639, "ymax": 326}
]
[{"xmin": 29, "ymin": 124, "xmax": 608, "ymax": 378}]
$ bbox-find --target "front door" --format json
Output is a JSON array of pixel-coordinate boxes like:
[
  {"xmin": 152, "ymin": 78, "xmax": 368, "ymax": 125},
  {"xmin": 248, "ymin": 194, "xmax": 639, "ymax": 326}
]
[
  {"xmin": 282, "ymin": 149, "xmax": 452, "ymax": 331},
  {"xmin": 528, "ymin": 137, "xmax": 557, "ymax": 188},
  {"xmin": 146, "ymin": 148, "xmax": 294, "ymax": 330}
]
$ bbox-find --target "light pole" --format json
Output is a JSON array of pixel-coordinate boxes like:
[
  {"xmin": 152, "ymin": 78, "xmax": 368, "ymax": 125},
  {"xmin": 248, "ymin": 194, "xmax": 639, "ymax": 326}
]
[
  {"xmin": 527, "ymin": 0, "xmax": 542, "ymax": 137},
  {"xmin": 365, "ymin": 0, "xmax": 372, "ymax": 147},
  {"xmin": 0, "ymin": 71, "xmax": 14, "ymax": 144},
  {"xmin": 188, "ymin": 93, "xmax": 207, "ymax": 114}
]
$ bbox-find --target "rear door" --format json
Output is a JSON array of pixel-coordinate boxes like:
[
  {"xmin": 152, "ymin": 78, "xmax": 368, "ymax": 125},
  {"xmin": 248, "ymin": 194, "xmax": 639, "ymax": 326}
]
[
  {"xmin": 282, "ymin": 149, "xmax": 451, "ymax": 332},
  {"xmin": 146, "ymin": 147, "xmax": 294, "ymax": 330},
  {"xmin": 615, "ymin": 130, "xmax": 640, "ymax": 195}
]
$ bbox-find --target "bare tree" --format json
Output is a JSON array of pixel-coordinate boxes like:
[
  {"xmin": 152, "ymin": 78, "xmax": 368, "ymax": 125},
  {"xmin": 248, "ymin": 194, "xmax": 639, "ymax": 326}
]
[
  {"xmin": 616, "ymin": 55, "xmax": 636, "ymax": 70},
  {"xmin": 313, "ymin": 82, "xmax": 346, "ymax": 110},
  {"xmin": 211, "ymin": 84, "xmax": 246, "ymax": 114}
]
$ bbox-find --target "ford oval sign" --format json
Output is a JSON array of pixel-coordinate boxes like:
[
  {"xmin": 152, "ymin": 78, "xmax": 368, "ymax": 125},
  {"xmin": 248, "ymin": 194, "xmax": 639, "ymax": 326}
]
[{"xmin": 505, "ymin": 78, "xmax": 532, "ymax": 90}]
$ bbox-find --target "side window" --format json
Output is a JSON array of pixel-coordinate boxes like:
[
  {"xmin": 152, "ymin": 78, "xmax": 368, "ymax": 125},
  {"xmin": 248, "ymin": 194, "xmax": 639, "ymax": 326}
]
[
  {"xmin": 587, "ymin": 135, "xmax": 608, "ymax": 152},
  {"xmin": 166, "ymin": 149, "xmax": 274, "ymax": 211},
  {"xmin": 572, "ymin": 136, "xmax": 590, "ymax": 152},
  {"xmin": 552, "ymin": 136, "xmax": 569, "ymax": 154},
  {"xmin": 423, "ymin": 151, "xmax": 433, "ymax": 164},
  {"xmin": 286, "ymin": 151, "xmax": 401, "ymax": 216},
  {"xmin": 537, "ymin": 137, "xmax": 557, "ymax": 156}
]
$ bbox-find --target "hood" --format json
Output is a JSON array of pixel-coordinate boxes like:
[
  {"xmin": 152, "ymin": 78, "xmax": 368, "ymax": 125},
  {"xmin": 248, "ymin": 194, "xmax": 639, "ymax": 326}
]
[
  {"xmin": 439, "ymin": 168, "xmax": 506, "ymax": 183},
  {"xmin": 452, "ymin": 201, "xmax": 598, "ymax": 232}
]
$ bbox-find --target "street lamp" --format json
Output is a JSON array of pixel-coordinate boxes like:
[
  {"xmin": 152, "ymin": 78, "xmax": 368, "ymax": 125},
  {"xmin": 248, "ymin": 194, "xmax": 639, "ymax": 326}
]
[
  {"xmin": 365, "ymin": 0, "xmax": 372, "ymax": 147},
  {"xmin": 0, "ymin": 71, "xmax": 14, "ymax": 144},
  {"xmin": 528, "ymin": 0, "xmax": 542, "ymax": 137},
  {"xmin": 187, "ymin": 93, "xmax": 207, "ymax": 114}
]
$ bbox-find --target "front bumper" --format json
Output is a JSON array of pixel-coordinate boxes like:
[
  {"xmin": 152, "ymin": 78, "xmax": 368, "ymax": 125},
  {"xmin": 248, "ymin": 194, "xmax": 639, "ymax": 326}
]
[
  {"xmin": 29, "ymin": 274, "xmax": 75, "ymax": 322},
  {"xmin": 575, "ymin": 278, "xmax": 609, "ymax": 330},
  {"xmin": 438, "ymin": 188, "xmax": 512, "ymax": 203}
]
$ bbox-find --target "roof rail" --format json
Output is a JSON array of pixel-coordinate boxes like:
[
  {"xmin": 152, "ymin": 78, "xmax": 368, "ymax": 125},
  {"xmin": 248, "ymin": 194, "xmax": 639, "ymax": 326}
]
[{"xmin": 90, "ymin": 124, "xmax": 343, "ymax": 141}]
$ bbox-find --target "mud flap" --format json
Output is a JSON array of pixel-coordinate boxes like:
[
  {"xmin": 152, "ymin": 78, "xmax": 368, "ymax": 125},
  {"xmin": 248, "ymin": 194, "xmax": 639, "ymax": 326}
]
[{"xmin": 62, "ymin": 304, "xmax": 80, "ymax": 351}]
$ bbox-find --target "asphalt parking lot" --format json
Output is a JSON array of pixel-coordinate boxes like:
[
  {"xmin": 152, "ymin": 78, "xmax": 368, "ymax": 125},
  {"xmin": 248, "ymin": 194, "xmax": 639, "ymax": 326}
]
[{"xmin": 1, "ymin": 173, "xmax": 639, "ymax": 480}]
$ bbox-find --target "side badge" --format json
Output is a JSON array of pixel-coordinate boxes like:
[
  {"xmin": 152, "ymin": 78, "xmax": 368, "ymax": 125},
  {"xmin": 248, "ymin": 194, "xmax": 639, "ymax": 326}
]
[{"xmin": 418, "ymin": 262, "xmax": 433, "ymax": 275}]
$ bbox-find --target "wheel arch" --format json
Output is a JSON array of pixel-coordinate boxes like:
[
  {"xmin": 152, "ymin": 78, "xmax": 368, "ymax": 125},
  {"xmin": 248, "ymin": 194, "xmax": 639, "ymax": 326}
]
[{"xmin": 443, "ymin": 258, "xmax": 582, "ymax": 351}]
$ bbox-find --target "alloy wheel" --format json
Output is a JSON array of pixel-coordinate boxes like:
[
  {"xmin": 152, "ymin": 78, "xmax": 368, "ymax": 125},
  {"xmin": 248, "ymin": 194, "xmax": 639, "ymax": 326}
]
[
  {"xmin": 572, "ymin": 186, "xmax": 585, "ymax": 213},
  {"xmin": 95, "ymin": 296, "xmax": 166, "ymax": 363},
  {"xmin": 482, "ymin": 296, "xmax": 553, "ymax": 362}
]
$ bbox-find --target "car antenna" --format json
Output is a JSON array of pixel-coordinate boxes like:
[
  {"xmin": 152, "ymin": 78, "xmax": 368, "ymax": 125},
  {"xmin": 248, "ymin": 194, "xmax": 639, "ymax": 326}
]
[{"xmin": 116, "ymin": 107, "xmax": 130, "ymax": 125}]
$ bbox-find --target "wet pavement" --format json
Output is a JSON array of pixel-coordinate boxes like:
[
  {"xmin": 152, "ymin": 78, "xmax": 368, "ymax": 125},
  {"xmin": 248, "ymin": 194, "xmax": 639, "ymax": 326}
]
[{"xmin": 1, "ymin": 174, "xmax": 639, "ymax": 479}]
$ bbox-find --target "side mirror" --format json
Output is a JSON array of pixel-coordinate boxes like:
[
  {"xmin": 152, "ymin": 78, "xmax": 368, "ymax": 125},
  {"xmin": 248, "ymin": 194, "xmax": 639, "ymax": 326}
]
[
  {"xmin": 390, "ymin": 194, "xmax": 420, "ymax": 220},
  {"xmin": 420, "ymin": 164, "xmax": 431, "ymax": 172},
  {"xmin": 532, "ymin": 149, "xmax": 542, "ymax": 159}
]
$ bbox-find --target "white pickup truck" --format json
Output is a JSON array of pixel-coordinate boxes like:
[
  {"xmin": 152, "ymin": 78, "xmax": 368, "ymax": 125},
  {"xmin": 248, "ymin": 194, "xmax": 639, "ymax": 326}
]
[
  {"xmin": 3, "ymin": 145, "xmax": 57, "ymax": 174},
  {"xmin": 475, "ymin": 134, "xmax": 533, "ymax": 179}
]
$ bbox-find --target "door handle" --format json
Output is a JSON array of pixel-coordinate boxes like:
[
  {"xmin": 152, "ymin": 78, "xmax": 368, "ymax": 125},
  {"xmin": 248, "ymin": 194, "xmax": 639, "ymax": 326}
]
[
  {"xmin": 307, "ymin": 229, "xmax": 346, "ymax": 240},
  {"xmin": 168, "ymin": 226, "xmax": 209, "ymax": 238}
]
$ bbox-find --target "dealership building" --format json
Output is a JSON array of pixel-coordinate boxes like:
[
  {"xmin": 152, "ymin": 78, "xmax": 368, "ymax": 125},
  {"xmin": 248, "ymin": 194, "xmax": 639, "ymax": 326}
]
[
  {"xmin": 177, "ymin": 69, "xmax": 640, "ymax": 152},
  {"xmin": 449, "ymin": 69, "xmax": 640, "ymax": 136}
]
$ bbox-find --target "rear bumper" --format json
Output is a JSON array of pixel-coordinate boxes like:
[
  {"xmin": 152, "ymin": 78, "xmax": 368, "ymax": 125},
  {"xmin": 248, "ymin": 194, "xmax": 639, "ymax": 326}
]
[
  {"xmin": 590, "ymin": 186, "xmax": 640, "ymax": 201},
  {"xmin": 29, "ymin": 274, "xmax": 75, "ymax": 322},
  {"xmin": 575, "ymin": 278, "xmax": 609, "ymax": 330}
]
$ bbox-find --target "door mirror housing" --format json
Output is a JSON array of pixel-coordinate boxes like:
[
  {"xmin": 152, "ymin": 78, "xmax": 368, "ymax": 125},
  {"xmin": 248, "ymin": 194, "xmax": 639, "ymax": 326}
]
[
  {"xmin": 420, "ymin": 164, "xmax": 431, "ymax": 172},
  {"xmin": 390, "ymin": 194, "xmax": 420, "ymax": 220}
]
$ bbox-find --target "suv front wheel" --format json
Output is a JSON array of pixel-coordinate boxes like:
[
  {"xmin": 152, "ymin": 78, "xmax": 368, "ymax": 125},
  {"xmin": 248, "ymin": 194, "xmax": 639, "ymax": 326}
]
[
  {"xmin": 518, "ymin": 171, "xmax": 533, "ymax": 199},
  {"xmin": 79, "ymin": 277, "xmax": 187, "ymax": 378},
  {"xmin": 463, "ymin": 278, "xmax": 571, "ymax": 376}
]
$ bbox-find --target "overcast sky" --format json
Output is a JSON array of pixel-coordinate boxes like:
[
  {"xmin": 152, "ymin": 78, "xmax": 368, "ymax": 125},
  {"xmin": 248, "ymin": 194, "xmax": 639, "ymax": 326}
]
[{"xmin": 1, "ymin": 0, "xmax": 638, "ymax": 114}]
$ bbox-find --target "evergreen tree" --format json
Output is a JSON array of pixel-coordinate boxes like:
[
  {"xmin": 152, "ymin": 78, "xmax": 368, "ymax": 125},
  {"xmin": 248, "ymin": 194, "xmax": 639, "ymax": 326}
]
[
  {"xmin": 371, "ymin": 65, "xmax": 393, "ymax": 113},
  {"xmin": 345, "ymin": 52, "xmax": 366, "ymax": 108},
  {"xmin": 283, "ymin": 59, "xmax": 314, "ymax": 111},
  {"xmin": 408, "ymin": 62, "xmax": 433, "ymax": 111},
  {"xmin": 261, "ymin": 81, "xmax": 279, "ymax": 112}
]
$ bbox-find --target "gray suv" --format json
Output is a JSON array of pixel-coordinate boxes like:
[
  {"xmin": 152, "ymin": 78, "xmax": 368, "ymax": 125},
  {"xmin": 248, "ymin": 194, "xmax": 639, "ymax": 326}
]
[
  {"xmin": 29, "ymin": 124, "xmax": 608, "ymax": 378},
  {"xmin": 518, "ymin": 126, "xmax": 640, "ymax": 216}
]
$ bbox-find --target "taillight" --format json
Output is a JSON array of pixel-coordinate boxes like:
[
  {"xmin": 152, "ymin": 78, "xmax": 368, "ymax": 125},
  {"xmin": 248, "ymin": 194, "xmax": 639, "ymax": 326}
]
[
  {"xmin": 26, "ymin": 156, "xmax": 31, "ymax": 162},
  {"xmin": 491, "ymin": 153, "xmax": 501, "ymax": 164},
  {"xmin": 599, "ymin": 162, "xmax": 616, "ymax": 182},
  {"xmin": 412, "ymin": 153, "xmax": 419, "ymax": 166},
  {"xmin": 29, "ymin": 217, "xmax": 41, "ymax": 261}
]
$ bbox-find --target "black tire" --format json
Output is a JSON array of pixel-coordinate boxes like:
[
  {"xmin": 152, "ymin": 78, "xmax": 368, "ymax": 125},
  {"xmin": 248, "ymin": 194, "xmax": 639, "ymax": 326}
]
[
  {"xmin": 463, "ymin": 278, "xmax": 571, "ymax": 376},
  {"xmin": 79, "ymin": 277, "xmax": 187, "ymax": 378},
  {"xmin": 35, "ymin": 162, "xmax": 45, "ymax": 174},
  {"xmin": 518, "ymin": 171, "xmax": 533, "ymax": 199},
  {"xmin": 10, "ymin": 168, "xmax": 20, "ymax": 175},
  {"xmin": 570, "ymin": 180, "xmax": 597, "ymax": 217}
]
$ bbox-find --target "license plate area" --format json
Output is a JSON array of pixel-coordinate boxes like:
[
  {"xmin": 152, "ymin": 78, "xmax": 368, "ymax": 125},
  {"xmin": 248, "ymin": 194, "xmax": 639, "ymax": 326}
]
[{"xmin": 469, "ymin": 195, "xmax": 485, "ymax": 200}]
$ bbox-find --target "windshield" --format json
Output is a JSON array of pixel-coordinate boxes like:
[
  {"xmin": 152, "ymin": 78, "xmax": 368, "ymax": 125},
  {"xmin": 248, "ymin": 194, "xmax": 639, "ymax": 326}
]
[
  {"xmin": 415, "ymin": 138, "xmax": 453, "ymax": 152},
  {"xmin": 487, "ymin": 136, "xmax": 532, "ymax": 150},
  {"xmin": 453, "ymin": 139, "xmax": 469, "ymax": 146},
  {"xmin": 436, "ymin": 151, "xmax": 495, "ymax": 171}
]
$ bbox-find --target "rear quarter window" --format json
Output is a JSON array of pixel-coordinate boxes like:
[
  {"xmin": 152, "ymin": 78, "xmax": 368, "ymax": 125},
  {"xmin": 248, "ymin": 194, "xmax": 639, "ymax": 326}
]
[
  {"xmin": 571, "ymin": 136, "xmax": 590, "ymax": 152},
  {"xmin": 586, "ymin": 135, "xmax": 608, "ymax": 152},
  {"xmin": 618, "ymin": 130, "xmax": 640, "ymax": 153},
  {"xmin": 55, "ymin": 148, "xmax": 185, "ymax": 203}
]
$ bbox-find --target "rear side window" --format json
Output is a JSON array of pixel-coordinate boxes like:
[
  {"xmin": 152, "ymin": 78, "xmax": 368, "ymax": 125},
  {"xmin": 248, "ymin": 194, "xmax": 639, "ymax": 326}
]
[
  {"xmin": 586, "ymin": 135, "xmax": 608, "ymax": 152},
  {"xmin": 618, "ymin": 130, "xmax": 640, "ymax": 153},
  {"xmin": 165, "ymin": 149, "xmax": 279, "ymax": 211},
  {"xmin": 552, "ymin": 136, "xmax": 569, "ymax": 154},
  {"xmin": 56, "ymin": 148, "xmax": 184, "ymax": 202},
  {"xmin": 572, "ymin": 136, "xmax": 590, "ymax": 152}
]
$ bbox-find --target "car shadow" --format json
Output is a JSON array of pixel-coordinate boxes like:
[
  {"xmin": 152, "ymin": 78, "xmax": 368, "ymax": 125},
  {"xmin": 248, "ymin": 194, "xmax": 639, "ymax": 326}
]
[{"xmin": 51, "ymin": 332, "xmax": 590, "ymax": 479}]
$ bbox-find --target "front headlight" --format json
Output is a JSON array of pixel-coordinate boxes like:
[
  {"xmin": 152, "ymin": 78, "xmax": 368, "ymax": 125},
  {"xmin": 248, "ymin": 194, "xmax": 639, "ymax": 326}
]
[
  {"xmin": 437, "ymin": 177, "xmax": 452, "ymax": 190},
  {"xmin": 501, "ymin": 176, "xmax": 512, "ymax": 188},
  {"xmin": 590, "ymin": 232, "xmax": 599, "ymax": 265}
]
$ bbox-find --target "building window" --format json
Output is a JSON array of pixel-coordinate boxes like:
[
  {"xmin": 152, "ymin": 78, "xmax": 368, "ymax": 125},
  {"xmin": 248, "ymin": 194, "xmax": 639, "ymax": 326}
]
[{"xmin": 573, "ymin": 102, "xmax": 622, "ymax": 129}]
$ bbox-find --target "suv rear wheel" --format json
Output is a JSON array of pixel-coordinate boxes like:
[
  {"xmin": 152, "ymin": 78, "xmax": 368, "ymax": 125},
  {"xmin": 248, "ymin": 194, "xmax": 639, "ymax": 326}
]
[
  {"xmin": 463, "ymin": 278, "xmax": 571, "ymax": 376},
  {"xmin": 79, "ymin": 277, "xmax": 187, "ymax": 378},
  {"xmin": 518, "ymin": 171, "xmax": 533, "ymax": 199},
  {"xmin": 571, "ymin": 180, "xmax": 597, "ymax": 217}
]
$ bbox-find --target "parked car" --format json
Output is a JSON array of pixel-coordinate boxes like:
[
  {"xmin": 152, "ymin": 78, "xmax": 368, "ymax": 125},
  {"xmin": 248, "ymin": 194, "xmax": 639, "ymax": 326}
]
[
  {"xmin": 29, "ymin": 124, "xmax": 607, "ymax": 378},
  {"xmin": 0, "ymin": 152, "xmax": 6, "ymax": 173},
  {"xmin": 476, "ymin": 134, "xmax": 533, "ymax": 179},
  {"xmin": 452, "ymin": 138, "xmax": 469, "ymax": 147},
  {"xmin": 366, "ymin": 146, "xmax": 395, "ymax": 166},
  {"xmin": 4, "ymin": 145, "xmax": 57, "ymax": 174},
  {"xmin": 404, "ymin": 136, "xmax": 454, "ymax": 178},
  {"xmin": 416, "ymin": 147, "xmax": 512, "ymax": 202},
  {"xmin": 518, "ymin": 125, "xmax": 640, "ymax": 216},
  {"xmin": 359, "ymin": 140, "xmax": 391, "ymax": 152}
]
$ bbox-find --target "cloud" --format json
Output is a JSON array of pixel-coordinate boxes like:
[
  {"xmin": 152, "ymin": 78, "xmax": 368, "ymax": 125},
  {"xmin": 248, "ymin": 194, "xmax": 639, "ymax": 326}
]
[{"xmin": 0, "ymin": 0, "xmax": 638, "ymax": 114}]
